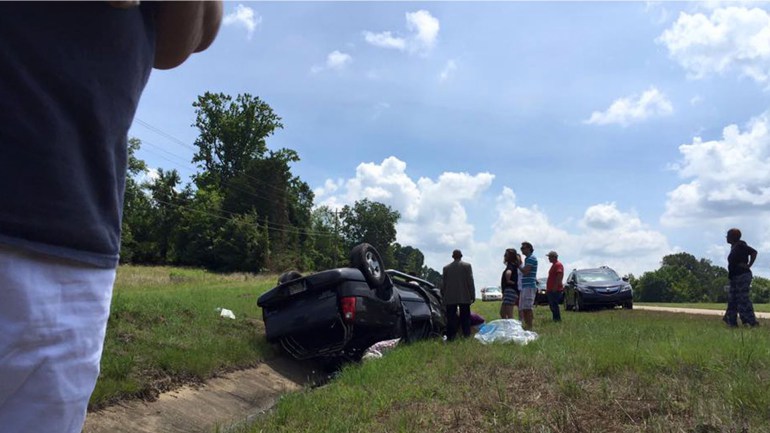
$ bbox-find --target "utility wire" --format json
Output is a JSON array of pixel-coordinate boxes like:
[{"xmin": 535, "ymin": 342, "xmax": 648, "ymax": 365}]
[
  {"xmin": 151, "ymin": 196, "xmax": 339, "ymax": 239},
  {"xmin": 132, "ymin": 118, "xmax": 344, "ymax": 238},
  {"xmin": 133, "ymin": 117, "xmax": 300, "ymax": 198}
]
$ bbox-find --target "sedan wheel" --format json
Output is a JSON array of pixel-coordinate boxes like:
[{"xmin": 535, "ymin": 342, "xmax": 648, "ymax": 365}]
[{"xmin": 575, "ymin": 294, "xmax": 584, "ymax": 312}]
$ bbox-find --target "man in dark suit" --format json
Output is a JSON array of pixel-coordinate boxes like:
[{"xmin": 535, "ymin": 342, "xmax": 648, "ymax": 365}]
[{"xmin": 441, "ymin": 249, "xmax": 476, "ymax": 340}]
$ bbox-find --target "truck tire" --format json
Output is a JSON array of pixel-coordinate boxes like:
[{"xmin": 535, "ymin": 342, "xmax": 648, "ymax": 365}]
[{"xmin": 350, "ymin": 243, "xmax": 387, "ymax": 289}]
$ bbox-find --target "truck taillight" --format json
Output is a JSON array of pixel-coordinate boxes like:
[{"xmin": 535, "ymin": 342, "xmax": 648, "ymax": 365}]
[{"xmin": 340, "ymin": 296, "xmax": 356, "ymax": 323}]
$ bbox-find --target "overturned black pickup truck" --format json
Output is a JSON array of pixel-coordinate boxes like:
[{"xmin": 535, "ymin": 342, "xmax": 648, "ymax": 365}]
[{"xmin": 257, "ymin": 243, "xmax": 446, "ymax": 361}]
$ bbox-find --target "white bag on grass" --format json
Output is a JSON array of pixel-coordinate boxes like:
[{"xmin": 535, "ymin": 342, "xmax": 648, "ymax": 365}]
[
  {"xmin": 474, "ymin": 319, "xmax": 538, "ymax": 345},
  {"xmin": 216, "ymin": 307, "xmax": 236, "ymax": 319}
]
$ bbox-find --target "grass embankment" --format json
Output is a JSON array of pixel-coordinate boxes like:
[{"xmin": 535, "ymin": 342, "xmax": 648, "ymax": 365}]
[
  {"xmin": 94, "ymin": 269, "xmax": 770, "ymax": 431},
  {"xmin": 638, "ymin": 302, "xmax": 770, "ymax": 313},
  {"xmin": 91, "ymin": 265, "xmax": 277, "ymax": 409},
  {"xmin": 240, "ymin": 301, "xmax": 770, "ymax": 433}
]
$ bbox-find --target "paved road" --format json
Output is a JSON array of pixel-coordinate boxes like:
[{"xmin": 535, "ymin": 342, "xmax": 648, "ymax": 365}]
[{"xmin": 635, "ymin": 305, "xmax": 770, "ymax": 319}]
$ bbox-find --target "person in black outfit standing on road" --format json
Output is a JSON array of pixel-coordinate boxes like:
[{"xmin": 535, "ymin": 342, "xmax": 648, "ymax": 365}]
[{"xmin": 723, "ymin": 228, "xmax": 759, "ymax": 327}]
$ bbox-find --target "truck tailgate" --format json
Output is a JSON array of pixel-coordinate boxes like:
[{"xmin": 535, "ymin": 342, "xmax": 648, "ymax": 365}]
[{"xmin": 261, "ymin": 288, "xmax": 339, "ymax": 341}]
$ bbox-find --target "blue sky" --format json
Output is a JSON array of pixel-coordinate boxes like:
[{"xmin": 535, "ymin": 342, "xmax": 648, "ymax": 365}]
[{"xmin": 129, "ymin": 1, "xmax": 770, "ymax": 287}]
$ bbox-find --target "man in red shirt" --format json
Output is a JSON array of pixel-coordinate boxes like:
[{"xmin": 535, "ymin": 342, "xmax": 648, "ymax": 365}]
[{"xmin": 546, "ymin": 251, "xmax": 563, "ymax": 322}]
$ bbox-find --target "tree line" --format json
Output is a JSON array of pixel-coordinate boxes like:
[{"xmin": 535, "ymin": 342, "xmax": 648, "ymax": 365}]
[
  {"xmin": 121, "ymin": 92, "xmax": 437, "ymax": 281},
  {"xmin": 628, "ymin": 252, "xmax": 770, "ymax": 303},
  {"xmin": 123, "ymin": 93, "xmax": 768, "ymax": 302}
]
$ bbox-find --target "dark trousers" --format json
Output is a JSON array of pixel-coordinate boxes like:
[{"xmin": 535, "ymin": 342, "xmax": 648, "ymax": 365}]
[
  {"xmin": 547, "ymin": 291, "xmax": 562, "ymax": 322},
  {"xmin": 724, "ymin": 273, "xmax": 757, "ymax": 326},
  {"xmin": 445, "ymin": 304, "xmax": 471, "ymax": 340}
]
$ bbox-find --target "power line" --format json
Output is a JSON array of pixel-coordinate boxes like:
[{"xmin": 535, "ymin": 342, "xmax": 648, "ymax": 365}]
[
  {"xmin": 150, "ymin": 196, "xmax": 339, "ymax": 239},
  {"xmin": 133, "ymin": 117, "xmax": 300, "ymax": 198},
  {"xmin": 131, "ymin": 119, "xmax": 345, "ymax": 239},
  {"xmin": 135, "ymin": 118, "xmax": 197, "ymax": 151}
]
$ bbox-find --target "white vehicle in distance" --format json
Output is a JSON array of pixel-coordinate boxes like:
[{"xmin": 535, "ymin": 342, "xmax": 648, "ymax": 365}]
[{"xmin": 481, "ymin": 286, "xmax": 503, "ymax": 302}]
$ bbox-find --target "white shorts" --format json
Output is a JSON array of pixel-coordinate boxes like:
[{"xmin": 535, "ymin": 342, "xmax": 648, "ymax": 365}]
[
  {"xmin": 0, "ymin": 245, "xmax": 116, "ymax": 433},
  {"xmin": 519, "ymin": 286, "xmax": 536, "ymax": 310}
]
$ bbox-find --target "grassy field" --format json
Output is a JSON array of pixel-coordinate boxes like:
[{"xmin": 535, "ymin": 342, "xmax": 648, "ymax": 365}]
[
  {"xmin": 91, "ymin": 265, "xmax": 278, "ymax": 408},
  {"xmin": 239, "ymin": 300, "xmax": 770, "ymax": 433},
  {"xmin": 94, "ymin": 268, "xmax": 770, "ymax": 431},
  {"xmin": 638, "ymin": 302, "xmax": 770, "ymax": 313}
]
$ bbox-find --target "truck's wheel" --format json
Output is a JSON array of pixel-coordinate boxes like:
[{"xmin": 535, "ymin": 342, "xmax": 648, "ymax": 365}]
[{"xmin": 350, "ymin": 243, "xmax": 387, "ymax": 289}]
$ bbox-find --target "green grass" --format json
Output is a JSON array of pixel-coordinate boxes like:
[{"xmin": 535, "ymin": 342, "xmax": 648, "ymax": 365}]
[
  {"xmin": 638, "ymin": 302, "xmax": 770, "ymax": 313},
  {"xmin": 239, "ymin": 301, "xmax": 770, "ymax": 433},
  {"xmin": 91, "ymin": 265, "xmax": 278, "ymax": 408},
  {"xmin": 94, "ymin": 270, "xmax": 770, "ymax": 431}
]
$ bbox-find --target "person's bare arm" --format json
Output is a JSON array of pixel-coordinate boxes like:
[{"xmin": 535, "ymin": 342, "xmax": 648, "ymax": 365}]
[
  {"xmin": 521, "ymin": 264, "xmax": 532, "ymax": 276},
  {"xmin": 748, "ymin": 250, "xmax": 757, "ymax": 268},
  {"xmin": 154, "ymin": 1, "xmax": 223, "ymax": 70},
  {"xmin": 504, "ymin": 269, "xmax": 515, "ymax": 286}
]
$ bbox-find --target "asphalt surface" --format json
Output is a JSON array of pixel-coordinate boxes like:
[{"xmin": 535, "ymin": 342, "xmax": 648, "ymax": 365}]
[{"xmin": 635, "ymin": 305, "xmax": 770, "ymax": 319}]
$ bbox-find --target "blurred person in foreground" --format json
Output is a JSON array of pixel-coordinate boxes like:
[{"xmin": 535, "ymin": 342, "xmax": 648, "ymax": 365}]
[
  {"xmin": 499, "ymin": 248, "xmax": 520, "ymax": 320},
  {"xmin": 723, "ymin": 228, "xmax": 759, "ymax": 328},
  {"xmin": 441, "ymin": 249, "xmax": 476, "ymax": 341},
  {"xmin": 0, "ymin": 2, "xmax": 222, "ymax": 432},
  {"xmin": 519, "ymin": 242, "xmax": 538, "ymax": 330},
  {"xmin": 545, "ymin": 251, "xmax": 563, "ymax": 322}
]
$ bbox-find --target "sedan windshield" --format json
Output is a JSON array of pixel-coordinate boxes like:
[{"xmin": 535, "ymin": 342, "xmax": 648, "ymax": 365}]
[
  {"xmin": 485, "ymin": 287, "xmax": 501, "ymax": 294},
  {"xmin": 576, "ymin": 269, "xmax": 621, "ymax": 284}
]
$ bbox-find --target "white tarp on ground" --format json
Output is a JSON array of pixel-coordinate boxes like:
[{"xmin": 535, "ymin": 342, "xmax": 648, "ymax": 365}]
[{"xmin": 474, "ymin": 319, "xmax": 538, "ymax": 345}]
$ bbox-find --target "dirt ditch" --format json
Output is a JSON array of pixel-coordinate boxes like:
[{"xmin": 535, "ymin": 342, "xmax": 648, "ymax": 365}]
[{"xmin": 82, "ymin": 355, "xmax": 326, "ymax": 433}]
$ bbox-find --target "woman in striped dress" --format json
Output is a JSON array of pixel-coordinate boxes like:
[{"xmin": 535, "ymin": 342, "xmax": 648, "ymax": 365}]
[{"xmin": 500, "ymin": 248, "xmax": 520, "ymax": 319}]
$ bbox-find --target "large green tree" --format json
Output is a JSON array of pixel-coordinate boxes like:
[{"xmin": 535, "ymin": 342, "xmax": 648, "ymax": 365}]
[
  {"xmin": 634, "ymin": 252, "xmax": 729, "ymax": 302},
  {"xmin": 191, "ymin": 92, "xmax": 283, "ymax": 190},
  {"xmin": 147, "ymin": 168, "xmax": 186, "ymax": 263},
  {"xmin": 188, "ymin": 92, "xmax": 316, "ymax": 272},
  {"xmin": 307, "ymin": 206, "xmax": 344, "ymax": 270},
  {"xmin": 339, "ymin": 199, "xmax": 400, "ymax": 266},
  {"xmin": 392, "ymin": 243, "xmax": 425, "ymax": 275},
  {"xmin": 120, "ymin": 138, "xmax": 152, "ymax": 263}
]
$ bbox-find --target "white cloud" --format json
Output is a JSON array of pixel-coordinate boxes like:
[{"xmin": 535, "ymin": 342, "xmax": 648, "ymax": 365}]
[
  {"xmin": 327, "ymin": 51, "xmax": 352, "ymax": 69},
  {"xmin": 486, "ymin": 195, "xmax": 669, "ymax": 282},
  {"xmin": 690, "ymin": 95, "xmax": 704, "ymax": 105},
  {"xmin": 663, "ymin": 110, "xmax": 770, "ymax": 225},
  {"xmin": 223, "ymin": 4, "xmax": 261, "ymax": 39},
  {"xmin": 363, "ymin": 10, "xmax": 440, "ymax": 54},
  {"xmin": 314, "ymin": 157, "xmax": 671, "ymax": 289},
  {"xmin": 439, "ymin": 60, "xmax": 457, "ymax": 82},
  {"xmin": 363, "ymin": 31, "xmax": 407, "ymax": 51},
  {"xmin": 311, "ymin": 50, "xmax": 353, "ymax": 74},
  {"xmin": 406, "ymin": 10, "xmax": 440, "ymax": 52},
  {"xmin": 371, "ymin": 102, "xmax": 391, "ymax": 121},
  {"xmin": 139, "ymin": 167, "xmax": 159, "ymax": 185},
  {"xmin": 577, "ymin": 204, "xmax": 669, "ymax": 259},
  {"xmin": 657, "ymin": 6, "xmax": 770, "ymax": 84},
  {"xmin": 645, "ymin": 1, "xmax": 671, "ymax": 25},
  {"xmin": 584, "ymin": 87, "xmax": 674, "ymax": 127}
]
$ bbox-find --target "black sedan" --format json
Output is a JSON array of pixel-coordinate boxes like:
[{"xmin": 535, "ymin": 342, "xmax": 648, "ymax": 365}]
[
  {"xmin": 257, "ymin": 244, "xmax": 446, "ymax": 362},
  {"xmin": 564, "ymin": 266, "xmax": 633, "ymax": 311}
]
